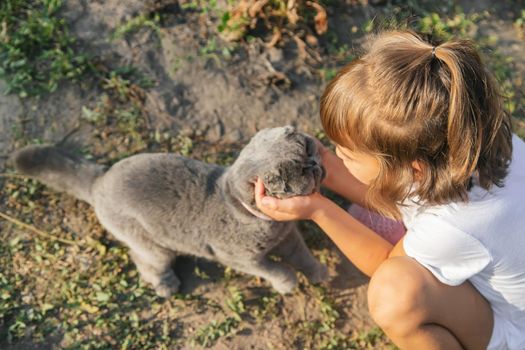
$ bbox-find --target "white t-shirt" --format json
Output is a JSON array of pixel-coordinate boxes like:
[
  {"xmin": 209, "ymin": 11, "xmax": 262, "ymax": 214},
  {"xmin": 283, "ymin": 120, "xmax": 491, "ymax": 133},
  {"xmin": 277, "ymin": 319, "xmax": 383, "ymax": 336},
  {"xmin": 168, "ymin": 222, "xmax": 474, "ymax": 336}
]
[{"xmin": 401, "ymin": 134, "xmax": 525, "ymax": 350}]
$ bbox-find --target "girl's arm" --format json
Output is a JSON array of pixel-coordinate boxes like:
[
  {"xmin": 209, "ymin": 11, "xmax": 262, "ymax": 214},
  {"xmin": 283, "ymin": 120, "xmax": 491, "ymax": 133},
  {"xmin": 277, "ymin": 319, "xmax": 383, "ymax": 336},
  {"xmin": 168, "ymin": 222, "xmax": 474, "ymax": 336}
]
[
  {"xmin": 255, "ymin": 179, "xmax": 405, "ymax": 277},
  {"xmin": 310, "ymin": 197, "xmax": 394, "ymax": 276}
]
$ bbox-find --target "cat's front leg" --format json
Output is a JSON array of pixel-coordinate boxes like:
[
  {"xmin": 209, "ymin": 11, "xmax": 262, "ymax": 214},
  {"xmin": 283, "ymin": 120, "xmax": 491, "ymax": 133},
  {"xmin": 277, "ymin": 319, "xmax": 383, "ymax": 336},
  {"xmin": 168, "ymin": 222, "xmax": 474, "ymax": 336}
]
[
  {"xmin": 270, "ymin": 229, "xmax": 329, "ymax": 284},
  {"xmin": 222, "ymin": 256, "xmax": 298, "ymax": 294},
  {"xmin": 129, "ymin": 249, "xmax": 180, "ymax": 298}
]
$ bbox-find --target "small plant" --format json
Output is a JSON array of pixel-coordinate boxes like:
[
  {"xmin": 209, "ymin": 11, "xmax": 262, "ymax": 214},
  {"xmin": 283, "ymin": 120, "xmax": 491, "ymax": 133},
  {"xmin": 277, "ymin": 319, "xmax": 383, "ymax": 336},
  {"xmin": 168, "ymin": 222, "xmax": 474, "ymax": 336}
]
[
  {"xmin": 102, "ymin": 67, "xmax": 153, "ymax": 100},
  {"xmin": 319, "ymin": 67, "xmax": 337, "ymax": 81},
  {"xmin": 314, "ymin": 286, "xmax": 339, "ymax": 332},
  {"xmin": 251, "ymin": 291, "xmax": 281, "ymax": 320},
  {"xmin": 198, "ymin": 37, "xmax": 223, "ymax": 65},
  {"xmin": 514, "ymin": 9, "xmax": 525, "ymax": 39},
  {"xmin": 361, "ymin": 5, "xmax": 478, "ymax": 41},
  {"xmin": 216, "ymin": 0, "xmax": 328, "ymax": 46},
  {"xmin": 181, "ymin": 0, "xmax": 219, "ymax": 14},
  {"xmin": 194, "ymin": 266, "xmax": 210, "ymax": 279},
  {"xmin": 192, "ymin": 316, "xmax": 239, "ymax": 347},
  {"xmin": 356, "ymin": 326, "xmax": 392, "ymax": 348},
  {"xmin": 112, "ymin": 12, "xmax": 161, "ymax": 40},
  {"xmin": 417, "ymin": 11, "xmax": 478, "ymax": 40},
  {"xmin": 225, "ymin": 287, "xmax": 246, "ymax": 321},
  {"xmin": 319, "ymin": 335, "xmax": 359, "ymax": 350},
  {"xmin": 171, "ymin": 134, "xmax": 194, "ymax": 157},
  {"xmin": 0, "ymin": 0, "xmax": 91, "ymax": 97}
]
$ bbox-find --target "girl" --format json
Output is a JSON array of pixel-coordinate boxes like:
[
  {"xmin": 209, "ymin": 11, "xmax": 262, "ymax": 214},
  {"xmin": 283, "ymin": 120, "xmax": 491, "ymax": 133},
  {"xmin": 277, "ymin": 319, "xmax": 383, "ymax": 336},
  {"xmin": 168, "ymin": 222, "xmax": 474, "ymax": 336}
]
[{"xmin": 254, "ymin": 30, "xmax": 525, "ymax": 350}]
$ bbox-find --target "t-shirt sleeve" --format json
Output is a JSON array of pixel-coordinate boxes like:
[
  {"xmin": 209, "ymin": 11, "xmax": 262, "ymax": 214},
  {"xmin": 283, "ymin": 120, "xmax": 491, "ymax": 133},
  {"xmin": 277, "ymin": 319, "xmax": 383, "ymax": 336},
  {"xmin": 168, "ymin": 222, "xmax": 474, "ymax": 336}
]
[{"xmin": 403, "ymin": 214, "xmax": 492, "ymax": 286}]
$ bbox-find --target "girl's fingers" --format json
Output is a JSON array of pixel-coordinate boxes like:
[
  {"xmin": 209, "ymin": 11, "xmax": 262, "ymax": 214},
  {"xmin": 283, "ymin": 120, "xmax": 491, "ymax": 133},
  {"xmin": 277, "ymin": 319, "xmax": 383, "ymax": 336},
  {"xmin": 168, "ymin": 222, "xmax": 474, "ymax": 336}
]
[
  {"xmin": 254, "ymin": 178, "xmax": 269, "ymax": 209},
  {"xmin": 255, "ymin": 178, "xmax": 280, "ymax": 211},
  {"xmin": 255, "ymin": 178, "xmax": 265, "ymax": 196}
]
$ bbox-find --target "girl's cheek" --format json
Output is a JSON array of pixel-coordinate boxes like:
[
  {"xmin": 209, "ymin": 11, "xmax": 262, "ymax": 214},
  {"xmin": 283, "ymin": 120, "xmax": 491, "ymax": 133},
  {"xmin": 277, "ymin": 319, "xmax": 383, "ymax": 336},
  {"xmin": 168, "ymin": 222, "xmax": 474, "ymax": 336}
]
[
  {"xmin": 343, "ymin": 160, "xmax": 373, "ymax": 185},
  {"xmin": 343, "ymin": 159, "xmax": 359, "ymax": 176}
]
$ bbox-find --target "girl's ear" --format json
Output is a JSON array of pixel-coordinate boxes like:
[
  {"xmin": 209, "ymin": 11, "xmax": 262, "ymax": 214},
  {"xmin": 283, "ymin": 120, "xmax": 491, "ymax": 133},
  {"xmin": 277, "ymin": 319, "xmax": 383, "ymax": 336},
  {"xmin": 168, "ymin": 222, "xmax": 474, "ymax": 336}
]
[{"xmin": 411, "ymin": 160, "xmax": 425, "ymax": 181}]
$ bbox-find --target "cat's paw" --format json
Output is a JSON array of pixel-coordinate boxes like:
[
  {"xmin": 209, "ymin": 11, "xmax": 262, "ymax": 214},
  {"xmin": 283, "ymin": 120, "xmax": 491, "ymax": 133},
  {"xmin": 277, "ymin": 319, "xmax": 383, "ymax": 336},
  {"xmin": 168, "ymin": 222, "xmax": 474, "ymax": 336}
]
[
  {"xmin": 307, "ymin": 263, "xmax": 329, "ymax": 284},
  {"xmin": 272, "ymin": 275, "xmax": 298, "ymax": 295},
  {"xmin": 154, "ymin": 275, "xmax": 181, "ymax": 298}
]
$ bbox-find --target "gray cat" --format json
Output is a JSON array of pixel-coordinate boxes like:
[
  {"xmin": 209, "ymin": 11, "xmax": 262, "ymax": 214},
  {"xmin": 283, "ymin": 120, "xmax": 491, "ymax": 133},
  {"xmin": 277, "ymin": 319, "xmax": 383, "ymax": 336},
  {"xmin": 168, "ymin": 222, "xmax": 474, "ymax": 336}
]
[{"xmin": 13, "ymin": 126, "xmax": 328, "ymax": 297}]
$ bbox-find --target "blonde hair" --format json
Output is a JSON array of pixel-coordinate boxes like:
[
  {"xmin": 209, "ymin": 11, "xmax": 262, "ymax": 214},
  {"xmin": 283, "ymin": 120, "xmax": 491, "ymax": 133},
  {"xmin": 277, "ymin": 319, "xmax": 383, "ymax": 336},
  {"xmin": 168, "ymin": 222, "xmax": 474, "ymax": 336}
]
[{"xmin": 321, "ymin": 30, "xmax": 513, "ymax": 219}]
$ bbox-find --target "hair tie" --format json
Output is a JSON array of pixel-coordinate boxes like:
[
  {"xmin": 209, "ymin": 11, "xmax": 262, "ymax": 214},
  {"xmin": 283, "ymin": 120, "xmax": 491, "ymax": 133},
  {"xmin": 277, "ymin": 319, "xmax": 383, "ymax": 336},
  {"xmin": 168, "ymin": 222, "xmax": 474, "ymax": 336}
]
[{"xmin": 431, "ymin": 46, "xmax": 436, "ymax": 58}]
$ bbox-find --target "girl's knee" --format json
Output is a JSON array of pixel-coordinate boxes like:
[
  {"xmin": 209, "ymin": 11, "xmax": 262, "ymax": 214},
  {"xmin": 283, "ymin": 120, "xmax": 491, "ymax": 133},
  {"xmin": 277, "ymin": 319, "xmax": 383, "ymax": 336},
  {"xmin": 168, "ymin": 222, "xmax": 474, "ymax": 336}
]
[{"xmin": 368, "ymin": 257, "xmax": 429, "ymax": 332}]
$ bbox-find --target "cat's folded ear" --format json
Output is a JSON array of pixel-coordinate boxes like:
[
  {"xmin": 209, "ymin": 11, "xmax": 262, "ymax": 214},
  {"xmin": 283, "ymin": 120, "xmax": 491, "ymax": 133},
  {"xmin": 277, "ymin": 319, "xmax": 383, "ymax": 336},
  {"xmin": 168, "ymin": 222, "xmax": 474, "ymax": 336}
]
[{"xmin": 283, "ymin": 125, "xmax": 296, "ymax": 138}]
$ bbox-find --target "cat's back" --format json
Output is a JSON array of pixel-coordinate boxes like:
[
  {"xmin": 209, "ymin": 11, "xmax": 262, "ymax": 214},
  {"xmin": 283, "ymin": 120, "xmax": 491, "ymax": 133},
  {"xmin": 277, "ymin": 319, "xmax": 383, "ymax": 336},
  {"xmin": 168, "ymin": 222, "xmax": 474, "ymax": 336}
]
[{"xmin": 93, "ymin": 153, "xmax": 225, "ymax": 211}]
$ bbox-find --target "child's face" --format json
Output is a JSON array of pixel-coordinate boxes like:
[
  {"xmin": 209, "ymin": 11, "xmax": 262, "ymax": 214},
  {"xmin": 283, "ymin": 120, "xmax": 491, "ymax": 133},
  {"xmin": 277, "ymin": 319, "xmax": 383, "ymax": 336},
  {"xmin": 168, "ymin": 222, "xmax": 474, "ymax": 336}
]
[{"xmin": 335, "ymin": 145, "xmax": 381, "ymax": 186}]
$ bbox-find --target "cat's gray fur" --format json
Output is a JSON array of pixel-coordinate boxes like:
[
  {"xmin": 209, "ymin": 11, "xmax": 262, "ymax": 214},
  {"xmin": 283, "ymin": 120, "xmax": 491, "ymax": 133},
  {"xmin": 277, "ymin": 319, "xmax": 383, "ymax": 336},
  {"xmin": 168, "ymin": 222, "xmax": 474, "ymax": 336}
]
[{"xmin": 13, "ymin": 126, "xmax": 328, "ymax": 296}]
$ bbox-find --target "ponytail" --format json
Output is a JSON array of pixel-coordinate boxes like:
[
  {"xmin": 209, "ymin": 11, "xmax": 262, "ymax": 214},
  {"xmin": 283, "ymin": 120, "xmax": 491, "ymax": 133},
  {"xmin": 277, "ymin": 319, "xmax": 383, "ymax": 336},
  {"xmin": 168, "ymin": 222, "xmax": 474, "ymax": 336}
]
[
  {"xmin": 434, "ymin": 40, "xmax": 512, "ymax": 193},
  {"xmin": 434, "ymin": 43, "xmax": 482, "ymax": 191}
]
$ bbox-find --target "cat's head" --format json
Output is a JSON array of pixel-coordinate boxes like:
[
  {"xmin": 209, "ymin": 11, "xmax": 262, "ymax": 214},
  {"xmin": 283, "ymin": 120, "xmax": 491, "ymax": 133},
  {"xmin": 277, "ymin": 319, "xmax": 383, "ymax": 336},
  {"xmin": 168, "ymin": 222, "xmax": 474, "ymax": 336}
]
[{"xmin": 225, "ymin": 126, "xmax": 325, "ymax": 211}]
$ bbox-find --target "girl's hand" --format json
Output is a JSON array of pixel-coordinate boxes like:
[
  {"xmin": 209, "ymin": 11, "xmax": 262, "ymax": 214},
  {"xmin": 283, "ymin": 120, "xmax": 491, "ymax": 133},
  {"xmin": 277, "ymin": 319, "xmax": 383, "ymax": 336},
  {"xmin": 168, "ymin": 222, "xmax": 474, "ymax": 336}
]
[{"xmin": 254, "ymin": 178, "xmax": 326, "ymax": 221}]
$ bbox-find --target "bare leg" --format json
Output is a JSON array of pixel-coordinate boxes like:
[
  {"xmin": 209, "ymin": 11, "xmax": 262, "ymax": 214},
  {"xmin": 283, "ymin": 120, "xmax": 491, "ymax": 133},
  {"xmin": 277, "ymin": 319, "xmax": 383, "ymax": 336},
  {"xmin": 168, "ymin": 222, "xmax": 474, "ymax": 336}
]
[
  {"xmin": 368, "ymin": 257, "xmax": 494, "ymax": 350},
  {"xmin": 270, "ymin": 229, "xmax": 328, "ymax": 284}
]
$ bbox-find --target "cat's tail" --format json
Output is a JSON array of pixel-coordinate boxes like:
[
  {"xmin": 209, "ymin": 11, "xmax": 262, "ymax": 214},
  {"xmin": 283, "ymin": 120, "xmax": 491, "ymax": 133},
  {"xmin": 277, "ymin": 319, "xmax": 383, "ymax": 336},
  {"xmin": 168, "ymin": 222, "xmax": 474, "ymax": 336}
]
[{"xmin": 12, "ymin": 144, "xmax": 106, "ymax": 205}]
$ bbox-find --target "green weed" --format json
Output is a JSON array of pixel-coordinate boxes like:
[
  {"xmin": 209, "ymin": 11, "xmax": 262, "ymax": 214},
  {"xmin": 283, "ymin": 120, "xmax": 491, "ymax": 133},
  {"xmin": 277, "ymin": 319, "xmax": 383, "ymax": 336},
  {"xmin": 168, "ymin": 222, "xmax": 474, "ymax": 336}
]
[
  {"xmin": 171, "ymin": 134, "xmax": 194, "ymax": 157},
  {"xmin": 514, "ymin": 9, "xmax": 525, "ymax": 38},
  {"xmin": 417, "ymin": 11, "xmax": 479, "ymax": 40},
  {"xmin": 315, "ymin": 286, "xmax": 339, "ymax": 332},
  {"xmin": 192, "ymin": 0, "xmax": 329, "ymax": 45},
  {"xmin": 319, "ymin": 67, "xmax": 337, "ymax": 81},
  {"xmin": 113, "ymin": 12, "xmax": 161, "ymax": 40},
  {"xmin": 194, "ymin": 266, "xmax": 211, "ymax": 279},
  {"xmin": 247, "ymin": 290, "xmax": 282, "ymax": 323},
  {"xmin": 181, "ymin": 0, "xmax": 219, "ymax": 14},
  {"xmin": 192, "ymin": 316, "xmax": 239, "ymax": 347},
  {"xmin": 0, "ymin": 0, "xmax": 91, "ymax": 97},
  {"xmin": 225, "ymin": 287, "xmax": 246, "ymax": 321}
]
